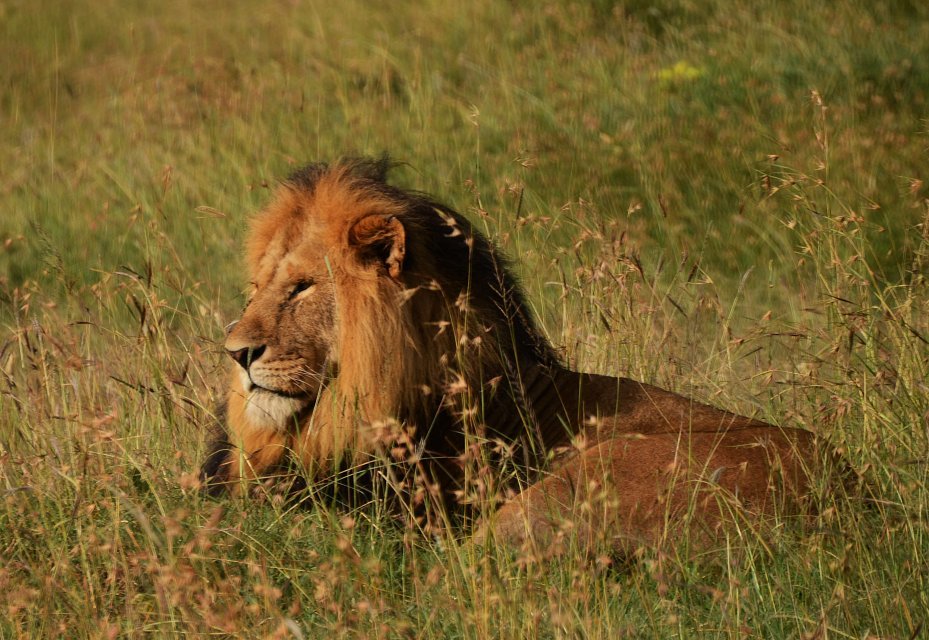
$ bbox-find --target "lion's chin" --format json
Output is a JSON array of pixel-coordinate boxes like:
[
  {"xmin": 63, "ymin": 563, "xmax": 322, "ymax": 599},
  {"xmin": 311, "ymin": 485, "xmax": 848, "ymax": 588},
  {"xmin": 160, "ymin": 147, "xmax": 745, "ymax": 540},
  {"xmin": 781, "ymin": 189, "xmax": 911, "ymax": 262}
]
[{"xmin": 244, "ymin": 387, "xmax": 313, "ymax": 430}]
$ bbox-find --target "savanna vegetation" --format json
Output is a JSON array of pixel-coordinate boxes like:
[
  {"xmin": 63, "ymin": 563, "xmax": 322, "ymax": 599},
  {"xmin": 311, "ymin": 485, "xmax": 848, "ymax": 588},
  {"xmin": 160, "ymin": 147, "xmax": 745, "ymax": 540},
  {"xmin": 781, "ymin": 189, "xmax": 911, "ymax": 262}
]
[{"xmin": 1, "ymin": 0, "xmax": 928, "ymax": 637}]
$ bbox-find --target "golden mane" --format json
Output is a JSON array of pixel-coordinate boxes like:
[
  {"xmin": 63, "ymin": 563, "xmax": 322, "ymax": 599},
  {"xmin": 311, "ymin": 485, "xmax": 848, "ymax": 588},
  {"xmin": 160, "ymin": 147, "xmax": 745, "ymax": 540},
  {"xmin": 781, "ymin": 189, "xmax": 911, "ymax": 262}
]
[
  {"xmin": 203, "ymin": 158, "xmax": 555, "ymax": 486},
  {"xmin": 252, "ymin": 163, "xmax": 445, "ymax": 467}
]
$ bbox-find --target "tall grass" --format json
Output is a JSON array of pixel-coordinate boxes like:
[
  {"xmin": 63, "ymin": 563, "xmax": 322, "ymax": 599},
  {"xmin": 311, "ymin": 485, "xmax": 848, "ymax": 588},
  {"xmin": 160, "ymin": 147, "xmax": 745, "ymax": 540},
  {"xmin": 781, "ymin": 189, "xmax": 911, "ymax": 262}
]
[{"xmin": 1, "ymin": 0, "xmax": 928, "ymax": 637}]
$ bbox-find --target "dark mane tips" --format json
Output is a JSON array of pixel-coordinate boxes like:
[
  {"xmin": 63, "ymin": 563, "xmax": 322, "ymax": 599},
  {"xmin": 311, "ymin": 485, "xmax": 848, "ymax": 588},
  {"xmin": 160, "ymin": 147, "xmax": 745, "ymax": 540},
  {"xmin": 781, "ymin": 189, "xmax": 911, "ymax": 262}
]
[
  {"xmin": 286, "ymin": 156, "xmax": 393, "ymax": 194},
  {"xmin": 392, "ymin": 195, "xmax": 562, "ymax": 370},
  {"xmin": 285, "ymin": 162, "xmax": 329, "ymax": 192}
]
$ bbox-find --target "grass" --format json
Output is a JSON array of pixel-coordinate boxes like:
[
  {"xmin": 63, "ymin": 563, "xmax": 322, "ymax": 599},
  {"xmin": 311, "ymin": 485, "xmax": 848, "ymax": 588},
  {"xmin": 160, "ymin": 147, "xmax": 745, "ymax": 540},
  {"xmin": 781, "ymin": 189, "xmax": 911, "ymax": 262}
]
[{"xmin": 1, "ymin": 0, "xmax": 928, "ymax": 636}]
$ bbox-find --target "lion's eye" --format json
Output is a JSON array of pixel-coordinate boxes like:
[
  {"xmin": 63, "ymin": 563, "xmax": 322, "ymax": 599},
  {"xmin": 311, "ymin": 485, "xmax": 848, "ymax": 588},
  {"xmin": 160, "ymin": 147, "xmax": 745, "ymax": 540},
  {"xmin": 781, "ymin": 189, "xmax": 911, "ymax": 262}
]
[{"xmin": 289, "ymin": 279, "xmax": 315, "ymax": 299}]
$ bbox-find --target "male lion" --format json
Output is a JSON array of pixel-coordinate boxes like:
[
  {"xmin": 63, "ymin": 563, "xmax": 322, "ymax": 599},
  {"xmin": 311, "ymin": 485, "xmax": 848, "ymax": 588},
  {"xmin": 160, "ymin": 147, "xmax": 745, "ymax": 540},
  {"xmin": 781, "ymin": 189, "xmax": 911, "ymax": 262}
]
[{"xmin": 201, "ymin": 157, "xmax": 822, "ymax": 553}]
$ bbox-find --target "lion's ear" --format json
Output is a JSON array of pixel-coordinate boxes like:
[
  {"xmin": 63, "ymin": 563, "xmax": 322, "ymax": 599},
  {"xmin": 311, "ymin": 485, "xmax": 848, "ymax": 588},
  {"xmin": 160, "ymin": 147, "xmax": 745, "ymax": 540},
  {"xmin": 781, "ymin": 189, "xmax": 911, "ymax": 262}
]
[{"xmin": 348, "ymin": 215, "xmax": 406, "ymax": 279}]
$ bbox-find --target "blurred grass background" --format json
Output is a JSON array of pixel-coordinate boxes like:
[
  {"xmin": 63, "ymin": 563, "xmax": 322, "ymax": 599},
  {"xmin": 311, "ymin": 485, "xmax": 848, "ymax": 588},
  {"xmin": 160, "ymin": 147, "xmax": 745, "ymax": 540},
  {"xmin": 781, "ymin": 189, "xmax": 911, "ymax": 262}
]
[{"xmin": 1, "ymin": 0, "xmax": 928, "ymax": 637}]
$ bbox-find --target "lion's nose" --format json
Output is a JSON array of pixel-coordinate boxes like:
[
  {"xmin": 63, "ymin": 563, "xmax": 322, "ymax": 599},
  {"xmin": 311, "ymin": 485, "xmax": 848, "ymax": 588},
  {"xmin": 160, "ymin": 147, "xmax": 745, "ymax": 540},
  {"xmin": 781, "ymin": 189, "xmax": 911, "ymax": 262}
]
[{"xmin": 227, "ymin": 345, "xmax": 266, "ymax": 370}]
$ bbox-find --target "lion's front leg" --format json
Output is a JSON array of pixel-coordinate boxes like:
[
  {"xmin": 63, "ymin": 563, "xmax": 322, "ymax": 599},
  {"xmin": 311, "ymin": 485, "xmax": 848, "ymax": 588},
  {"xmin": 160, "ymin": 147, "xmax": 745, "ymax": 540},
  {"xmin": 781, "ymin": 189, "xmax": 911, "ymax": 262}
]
[
  {"xmin": 199, "ymin": 425, "xmax": 291, "ymax": 497},
  {"xmin": 199, "ymin": 394, "xmax": 292, "ymax": 496}
]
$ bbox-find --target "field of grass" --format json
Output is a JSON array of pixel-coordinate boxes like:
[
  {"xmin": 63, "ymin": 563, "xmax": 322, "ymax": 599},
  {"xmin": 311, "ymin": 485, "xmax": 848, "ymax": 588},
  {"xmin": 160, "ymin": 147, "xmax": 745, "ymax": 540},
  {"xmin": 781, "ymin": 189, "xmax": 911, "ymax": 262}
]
[{"xmin": 2, "ymin": 0, "xmax": 929, "ymax": 636}]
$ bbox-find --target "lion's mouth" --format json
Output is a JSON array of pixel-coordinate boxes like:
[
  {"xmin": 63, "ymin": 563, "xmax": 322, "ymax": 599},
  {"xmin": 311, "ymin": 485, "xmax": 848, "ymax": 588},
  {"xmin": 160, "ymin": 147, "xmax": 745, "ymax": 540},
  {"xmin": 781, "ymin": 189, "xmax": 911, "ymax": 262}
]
[
  {"xmin": 240, "ymin": 364, "xmax": 332, "ymax": 411},
  {"xmin": 247, "ymin": 380, "xmax": 313, "ymax": 400}
]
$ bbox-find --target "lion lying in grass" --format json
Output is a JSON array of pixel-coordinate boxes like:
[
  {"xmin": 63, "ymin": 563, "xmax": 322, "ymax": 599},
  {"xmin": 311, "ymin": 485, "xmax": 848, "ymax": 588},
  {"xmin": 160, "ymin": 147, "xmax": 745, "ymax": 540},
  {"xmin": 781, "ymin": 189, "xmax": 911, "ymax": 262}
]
[{"xmin": 200, "ymin": 157, "xmax": 822, "ymax": 553}]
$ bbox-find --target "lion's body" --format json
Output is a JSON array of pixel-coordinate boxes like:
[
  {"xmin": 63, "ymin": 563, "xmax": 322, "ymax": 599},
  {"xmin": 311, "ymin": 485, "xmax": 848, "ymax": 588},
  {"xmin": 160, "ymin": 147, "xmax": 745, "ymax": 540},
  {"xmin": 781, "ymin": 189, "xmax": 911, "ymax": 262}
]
[{"xmin": 201, "ymin": 158, "xmax": 822, "ymax": 552}]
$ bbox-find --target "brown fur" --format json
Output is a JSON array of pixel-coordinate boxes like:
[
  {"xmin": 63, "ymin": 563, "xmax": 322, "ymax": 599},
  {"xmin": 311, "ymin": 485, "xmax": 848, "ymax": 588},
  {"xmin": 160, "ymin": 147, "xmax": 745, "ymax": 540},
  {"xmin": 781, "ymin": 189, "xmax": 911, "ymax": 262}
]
[{"xmin": 200, "ymin": 157, "xmax": 824, "ymax": 553}]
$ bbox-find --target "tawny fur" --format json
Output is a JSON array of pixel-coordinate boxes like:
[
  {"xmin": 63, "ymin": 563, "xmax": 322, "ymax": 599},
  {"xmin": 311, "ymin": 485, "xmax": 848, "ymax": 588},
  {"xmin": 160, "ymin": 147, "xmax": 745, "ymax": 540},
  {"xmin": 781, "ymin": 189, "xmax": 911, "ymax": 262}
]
[{"xmin": 201, "ymin": 158, "xmax": 827, "ymax": 553}]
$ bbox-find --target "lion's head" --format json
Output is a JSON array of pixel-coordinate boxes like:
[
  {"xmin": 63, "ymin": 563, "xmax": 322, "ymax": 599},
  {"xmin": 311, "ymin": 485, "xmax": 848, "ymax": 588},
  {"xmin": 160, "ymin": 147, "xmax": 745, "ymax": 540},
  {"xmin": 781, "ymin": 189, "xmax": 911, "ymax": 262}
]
[{"xmin": 215, "ymin": 158, "xmax": 558, "ymax": 482}]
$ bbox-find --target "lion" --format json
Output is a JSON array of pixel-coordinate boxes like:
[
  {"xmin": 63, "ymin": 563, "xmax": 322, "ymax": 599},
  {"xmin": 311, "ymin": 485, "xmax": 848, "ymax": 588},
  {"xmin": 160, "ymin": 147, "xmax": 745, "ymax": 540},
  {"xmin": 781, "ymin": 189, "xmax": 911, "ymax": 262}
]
[{"xmin": 200, "ymin": 157, "xmax": 823, "ymax": 553}]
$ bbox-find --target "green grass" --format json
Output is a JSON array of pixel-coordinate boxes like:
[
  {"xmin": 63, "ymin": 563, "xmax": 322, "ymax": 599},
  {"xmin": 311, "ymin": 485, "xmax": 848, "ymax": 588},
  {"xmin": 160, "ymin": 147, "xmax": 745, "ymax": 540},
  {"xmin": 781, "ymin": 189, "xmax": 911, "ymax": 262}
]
[{"xmin": 2, "ymin": 0, "xmax": 928, "ymax": 636}]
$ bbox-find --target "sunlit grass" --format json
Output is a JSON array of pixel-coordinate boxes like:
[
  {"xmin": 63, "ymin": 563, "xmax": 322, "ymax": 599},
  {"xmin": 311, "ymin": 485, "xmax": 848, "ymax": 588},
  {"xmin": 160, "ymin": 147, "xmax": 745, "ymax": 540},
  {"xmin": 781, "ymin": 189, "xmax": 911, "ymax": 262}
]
[{"xmin": 1, "ymin": 0, "xmax": 928, "ymax": 637}]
